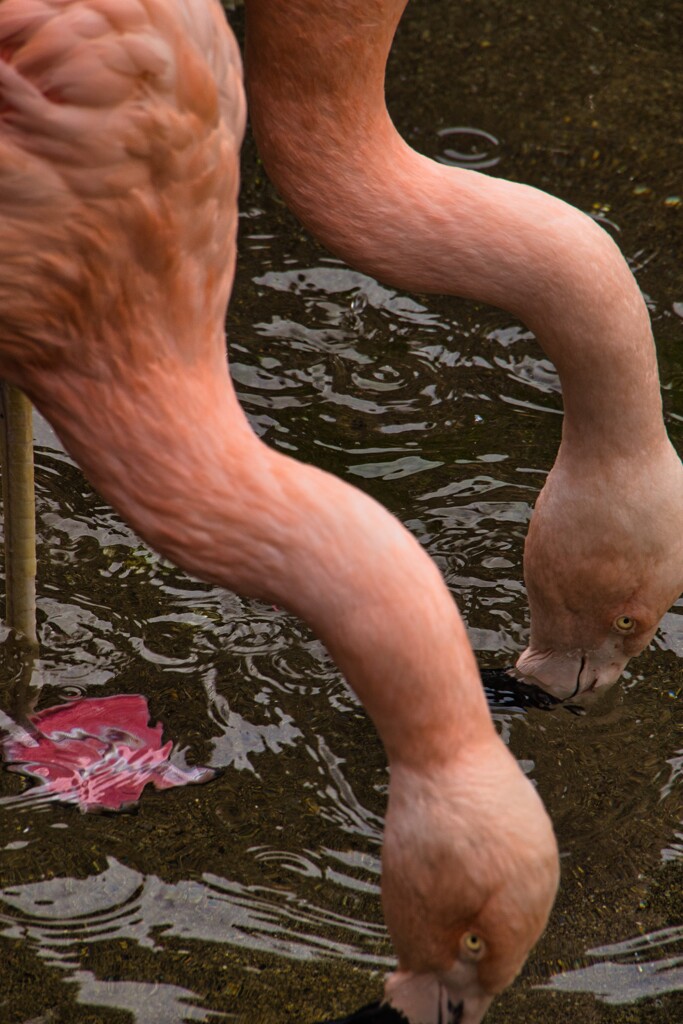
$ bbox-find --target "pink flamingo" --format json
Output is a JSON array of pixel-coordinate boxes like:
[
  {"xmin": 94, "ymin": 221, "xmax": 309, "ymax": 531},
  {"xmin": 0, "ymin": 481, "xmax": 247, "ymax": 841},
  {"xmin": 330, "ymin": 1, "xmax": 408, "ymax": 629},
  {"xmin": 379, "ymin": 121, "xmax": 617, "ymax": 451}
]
[
  {"xmin": 244, "ymin": 0, "xmax": 683, "ymax": 702},
  {"xmin": 0, "ymin": 1, "xmax": 559, "ymax": 1021},
  {"xmin": 6, "ymin": 0, "xmax": 676, "ymax": 1021}
]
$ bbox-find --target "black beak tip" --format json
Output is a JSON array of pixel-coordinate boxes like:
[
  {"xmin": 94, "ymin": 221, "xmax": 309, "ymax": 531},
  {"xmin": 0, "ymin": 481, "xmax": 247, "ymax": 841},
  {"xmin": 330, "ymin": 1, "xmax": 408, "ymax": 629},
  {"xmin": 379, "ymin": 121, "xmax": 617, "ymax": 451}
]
[
  {"xmin": 450, "ymin": 1000, "xmax": 464, "ymax": 1023},
  {"xmin": 479, "ymin": 666, "xmax": 562, "ymax": 710}
]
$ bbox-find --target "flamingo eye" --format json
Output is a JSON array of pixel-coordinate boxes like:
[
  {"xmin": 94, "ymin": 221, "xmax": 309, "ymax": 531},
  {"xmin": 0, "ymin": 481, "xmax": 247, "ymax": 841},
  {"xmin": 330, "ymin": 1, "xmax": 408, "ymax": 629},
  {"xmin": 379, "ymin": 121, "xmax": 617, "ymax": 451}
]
[
  {"xmin": 614, "ymin": 615, "xmax": 636, "ymax": 632},
  {"xmin": 461, "ymin": 932, "xmax": 485, "ymax": 959}
]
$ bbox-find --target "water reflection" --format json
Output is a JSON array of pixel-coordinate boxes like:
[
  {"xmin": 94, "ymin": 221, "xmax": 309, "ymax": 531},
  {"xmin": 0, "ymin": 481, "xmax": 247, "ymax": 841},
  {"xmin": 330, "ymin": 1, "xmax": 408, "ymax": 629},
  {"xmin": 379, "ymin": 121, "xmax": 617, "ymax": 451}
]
[
  {"xmin": 544, "ymin": 926, "xmax": 683, "ymax": 1005},
  {"xmin": 0, "ymin": 858, "xmax": 390, "ymax": 968},
  {"xmin": 73, "ymin": 972, "xmax": 230, "ymax": 1024}
]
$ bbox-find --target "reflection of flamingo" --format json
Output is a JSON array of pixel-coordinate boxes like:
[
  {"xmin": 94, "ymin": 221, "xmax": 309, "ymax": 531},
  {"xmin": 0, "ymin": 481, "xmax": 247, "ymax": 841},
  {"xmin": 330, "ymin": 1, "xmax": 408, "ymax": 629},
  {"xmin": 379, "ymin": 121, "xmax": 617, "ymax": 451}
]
[
  {"xmin": 0, "ymin": 2, "xmax": 558, "ymax": 1023},
  {"xmin": 245, "ymin": 0, "xmax": 683, "ymax": 702}
]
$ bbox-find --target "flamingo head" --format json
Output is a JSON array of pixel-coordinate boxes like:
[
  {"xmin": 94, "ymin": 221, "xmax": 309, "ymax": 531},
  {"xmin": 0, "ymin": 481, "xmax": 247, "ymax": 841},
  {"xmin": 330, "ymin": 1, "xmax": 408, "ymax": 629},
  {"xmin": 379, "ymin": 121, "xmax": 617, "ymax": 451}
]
[
  {"xmin": 377, "ymin": 741, "xmax": 559, "ymax": 1024},
  {"xmin": 517, "ymin": 444, "xmax": 683, "ymax": 700}
]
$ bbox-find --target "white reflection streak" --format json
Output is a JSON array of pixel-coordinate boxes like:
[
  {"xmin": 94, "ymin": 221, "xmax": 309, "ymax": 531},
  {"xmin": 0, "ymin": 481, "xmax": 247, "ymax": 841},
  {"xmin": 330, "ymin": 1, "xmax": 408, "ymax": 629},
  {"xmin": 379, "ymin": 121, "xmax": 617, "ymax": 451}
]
[
  {"xmin": 0, "ymin": 857, "xmax": 391, "ymax": 970},
  {"xmin": 542, "ymin": 925, "xmax": 683, "ymax": 1005},
  {"xmin": 254, "ymin": 266, "xmax": 446, "ymax": 328},
  {"xmin": 74, "ymin": 970, "xmax": 228, "ymax": 1023},
  {"xmin": 203, "ymin": 671, "xmax": 303, "ymax": 771}
]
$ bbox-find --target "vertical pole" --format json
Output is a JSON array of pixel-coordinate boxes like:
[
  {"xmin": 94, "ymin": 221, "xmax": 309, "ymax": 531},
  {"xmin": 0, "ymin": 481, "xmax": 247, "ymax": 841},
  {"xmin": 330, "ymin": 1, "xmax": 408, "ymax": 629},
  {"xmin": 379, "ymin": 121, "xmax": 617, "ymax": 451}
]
[{"xmin": 0, "ymin": 382, "xmax": 37, "ymax": 647}]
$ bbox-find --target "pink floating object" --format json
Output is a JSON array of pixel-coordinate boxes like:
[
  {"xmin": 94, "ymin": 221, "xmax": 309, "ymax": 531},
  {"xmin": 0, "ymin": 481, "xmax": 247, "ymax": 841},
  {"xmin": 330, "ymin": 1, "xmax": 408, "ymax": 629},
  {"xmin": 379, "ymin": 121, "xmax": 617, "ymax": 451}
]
[{"xmin": 1, "ymin": 695, "xmax": 214, "ymax": 812}]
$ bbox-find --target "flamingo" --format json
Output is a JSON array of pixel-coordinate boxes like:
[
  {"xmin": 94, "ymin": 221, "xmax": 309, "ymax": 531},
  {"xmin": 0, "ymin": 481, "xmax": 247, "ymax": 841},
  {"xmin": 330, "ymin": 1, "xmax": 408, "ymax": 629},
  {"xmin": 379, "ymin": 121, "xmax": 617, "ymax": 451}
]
[
  {"xmin": 0, "ymin": 1, "xmax": 559, "ymax": 1023},
  {"xmin": 244, "ymin": 0, "xmax": 683, "ymax": 701}
]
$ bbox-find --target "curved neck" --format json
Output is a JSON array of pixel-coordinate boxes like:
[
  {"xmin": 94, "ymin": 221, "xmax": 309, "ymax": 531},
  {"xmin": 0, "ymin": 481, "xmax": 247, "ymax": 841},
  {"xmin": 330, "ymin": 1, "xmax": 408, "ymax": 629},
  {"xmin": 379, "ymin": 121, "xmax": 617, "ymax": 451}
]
[
  {"xmin": 244, "ymin": 0, "xmax": 668, "ymax": 458},
  {"xmin": 29, "ymin": 348, "xmax": 494, "ymax": 769}
]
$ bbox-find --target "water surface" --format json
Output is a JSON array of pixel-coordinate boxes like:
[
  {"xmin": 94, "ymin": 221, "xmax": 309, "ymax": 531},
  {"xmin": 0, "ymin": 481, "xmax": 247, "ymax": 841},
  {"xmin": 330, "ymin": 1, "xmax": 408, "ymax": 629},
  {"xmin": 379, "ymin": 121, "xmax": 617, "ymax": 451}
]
[{"xmin": 0, "ymin": 1, "xmax": 681, "ymax": 1022}]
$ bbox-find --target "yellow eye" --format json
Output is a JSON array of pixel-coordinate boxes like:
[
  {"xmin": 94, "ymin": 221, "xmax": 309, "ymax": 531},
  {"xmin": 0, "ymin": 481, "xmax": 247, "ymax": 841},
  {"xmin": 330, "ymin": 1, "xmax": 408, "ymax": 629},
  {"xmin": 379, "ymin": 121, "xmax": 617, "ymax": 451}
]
[
  {"xmin": 614, "ymin": 615, "xmax": 636, "ymax": 632},
  {"xmin": 461, "ymin": 932, "xmax": 484, "ymax": 958}
]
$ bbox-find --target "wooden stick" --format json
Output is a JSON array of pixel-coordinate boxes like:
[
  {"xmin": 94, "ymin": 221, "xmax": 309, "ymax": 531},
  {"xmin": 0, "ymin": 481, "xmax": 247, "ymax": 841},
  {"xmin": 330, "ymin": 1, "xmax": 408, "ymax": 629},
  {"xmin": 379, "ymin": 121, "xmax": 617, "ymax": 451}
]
[{"xmin": 0, "ymin": 383, "xmax": 37, "ymax": 646}]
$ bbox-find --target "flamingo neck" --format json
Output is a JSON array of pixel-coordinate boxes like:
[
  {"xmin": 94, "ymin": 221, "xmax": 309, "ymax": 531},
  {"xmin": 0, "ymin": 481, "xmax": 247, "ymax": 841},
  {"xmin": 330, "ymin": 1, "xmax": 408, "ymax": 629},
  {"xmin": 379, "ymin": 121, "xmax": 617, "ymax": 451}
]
[
  {"xmin": 244, "ymin": 0, "xmax": 668, "ymax": 459},
  {"xmin": 30, "ymin": 348, "xmax": 494, "ymax": 769}
]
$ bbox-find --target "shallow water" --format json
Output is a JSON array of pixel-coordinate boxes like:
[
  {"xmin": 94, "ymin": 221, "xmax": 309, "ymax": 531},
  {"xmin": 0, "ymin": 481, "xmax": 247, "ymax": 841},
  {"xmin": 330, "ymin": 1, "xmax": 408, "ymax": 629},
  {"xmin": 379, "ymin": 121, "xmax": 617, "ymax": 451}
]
[{"xmin": 1, "ymin": 1, "xmax": 682, "ymax": 1022}]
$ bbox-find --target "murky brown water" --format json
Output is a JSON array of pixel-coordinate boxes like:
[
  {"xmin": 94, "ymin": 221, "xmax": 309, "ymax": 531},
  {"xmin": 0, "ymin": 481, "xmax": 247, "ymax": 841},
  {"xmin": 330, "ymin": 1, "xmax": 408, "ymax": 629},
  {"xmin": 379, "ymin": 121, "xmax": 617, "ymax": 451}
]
[{"xmin": 0, "ymin": 1, "xmax": 682, "ymax": 1022}]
